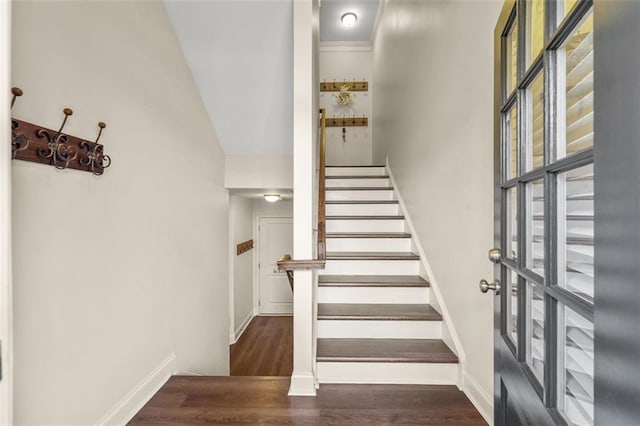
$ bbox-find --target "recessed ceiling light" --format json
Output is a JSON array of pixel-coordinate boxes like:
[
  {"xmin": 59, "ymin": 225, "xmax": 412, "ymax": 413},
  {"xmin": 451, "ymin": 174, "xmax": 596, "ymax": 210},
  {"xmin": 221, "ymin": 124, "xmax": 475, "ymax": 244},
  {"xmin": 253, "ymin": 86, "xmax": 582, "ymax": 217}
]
[
  {"xmin": 264, "ymin": 194, "xmax": 282, "ymax": 203},
  {"xmin": 341, "ymin": 12, "xmax": 358, "ymax": 27}
]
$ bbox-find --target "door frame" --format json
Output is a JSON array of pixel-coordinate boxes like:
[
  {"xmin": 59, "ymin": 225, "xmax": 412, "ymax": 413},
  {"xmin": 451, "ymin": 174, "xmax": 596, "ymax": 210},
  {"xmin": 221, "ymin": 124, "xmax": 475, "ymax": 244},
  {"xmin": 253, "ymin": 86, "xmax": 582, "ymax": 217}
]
[
  {"xmin": 0, "ymin": 0, "xmax": 13, "ymax": 422},
  {"xmin": 255, "ymin": 216, "xmax": 293, "ymax": 315}
]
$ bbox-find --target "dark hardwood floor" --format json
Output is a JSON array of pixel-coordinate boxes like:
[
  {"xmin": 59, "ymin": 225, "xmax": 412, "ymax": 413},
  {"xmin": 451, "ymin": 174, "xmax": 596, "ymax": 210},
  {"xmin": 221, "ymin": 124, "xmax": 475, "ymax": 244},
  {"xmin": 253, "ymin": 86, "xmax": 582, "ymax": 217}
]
[
  {"xmin": 230, "ymin": 315, "xmax": 293, "ymax": 376},
  {"xmin": 129, "ymin": 376, "xmax": 487, "ymax": 425}
]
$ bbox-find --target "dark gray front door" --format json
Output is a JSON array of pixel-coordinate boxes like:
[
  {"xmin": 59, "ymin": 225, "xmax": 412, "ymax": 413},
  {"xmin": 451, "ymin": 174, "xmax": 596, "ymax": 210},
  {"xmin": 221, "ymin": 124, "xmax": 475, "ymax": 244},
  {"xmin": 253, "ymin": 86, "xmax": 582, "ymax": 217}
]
[{"xmin": 490, "ymin": 0, "xmax": 640, "ymax": 424}]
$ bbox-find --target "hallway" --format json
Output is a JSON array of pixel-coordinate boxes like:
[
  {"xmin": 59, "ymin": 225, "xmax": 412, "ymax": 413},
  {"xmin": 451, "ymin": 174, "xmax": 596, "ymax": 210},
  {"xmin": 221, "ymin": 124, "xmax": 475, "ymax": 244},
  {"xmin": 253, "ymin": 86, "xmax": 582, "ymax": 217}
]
[{"xmin": 230, "ymin": 316, "xmax": 293, "ymax": 376}]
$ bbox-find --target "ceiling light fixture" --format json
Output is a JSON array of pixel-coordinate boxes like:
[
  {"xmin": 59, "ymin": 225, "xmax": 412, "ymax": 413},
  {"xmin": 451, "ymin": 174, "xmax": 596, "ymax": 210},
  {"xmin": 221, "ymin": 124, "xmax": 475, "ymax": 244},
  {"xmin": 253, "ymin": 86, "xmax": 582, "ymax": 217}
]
[
  {"xmin": 341, "ymin": 12, "xmax": 358, "ymax": 27},
  {"xmin": 264, "ymin": 194, "xmax": 282, "ymax": 203}
]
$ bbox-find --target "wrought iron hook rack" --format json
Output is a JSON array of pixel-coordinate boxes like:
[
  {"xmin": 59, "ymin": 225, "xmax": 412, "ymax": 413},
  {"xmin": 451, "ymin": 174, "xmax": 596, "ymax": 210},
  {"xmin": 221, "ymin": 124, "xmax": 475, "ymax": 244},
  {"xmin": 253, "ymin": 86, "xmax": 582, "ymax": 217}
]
[{"xmin": 10, "ymin": 87, "xmax": 112, "ymax": 175}]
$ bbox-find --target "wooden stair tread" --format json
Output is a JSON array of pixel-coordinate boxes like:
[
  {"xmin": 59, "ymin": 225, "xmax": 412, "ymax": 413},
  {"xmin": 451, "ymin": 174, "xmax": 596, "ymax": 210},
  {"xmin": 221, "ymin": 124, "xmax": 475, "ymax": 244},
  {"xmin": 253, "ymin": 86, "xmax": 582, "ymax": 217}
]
[
  {"xmin": 326, "ymin": 232, "xmax": 411, "ymax": 239},
  {"xmin": 326, "ymin": 187, "xmax": 393, "ymax": 191},
  {"xmin": 326, "ymin": 215, "xmax": 404, "ymax": 220},
  {"xmin": 326, "ymin": 175, "xmax": 390, "ymax": 179},
  {"xmin": 317, "ymin": 338, "xmax": 458, "ymax": 363},
  {"xmin": 319, "ymin": 275, "xmax": 429, "ymax": 287},
  {"xmin": 318, "ymin": 304, "xmax": 442, "ymax": 321},
  {"xmin": 325, "ymin": 200, "xmax": 399, "ymax": 204},
  {"xmin": 327, "ymin": 252, "xmax": 419, "ymax": 260}
]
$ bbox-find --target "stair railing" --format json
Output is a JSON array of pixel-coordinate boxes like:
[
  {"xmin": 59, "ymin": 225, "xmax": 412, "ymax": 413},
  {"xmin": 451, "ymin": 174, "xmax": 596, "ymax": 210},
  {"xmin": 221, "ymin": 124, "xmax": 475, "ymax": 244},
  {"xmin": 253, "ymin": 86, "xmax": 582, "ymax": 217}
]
[{"xmin": 277, "ymin": 109, "xmax": 327, "ymax": 284}]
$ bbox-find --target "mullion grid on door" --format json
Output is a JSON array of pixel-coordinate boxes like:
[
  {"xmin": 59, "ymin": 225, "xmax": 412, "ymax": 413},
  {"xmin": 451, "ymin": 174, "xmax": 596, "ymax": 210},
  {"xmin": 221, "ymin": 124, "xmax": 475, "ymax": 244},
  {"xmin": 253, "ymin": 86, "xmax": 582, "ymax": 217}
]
[
  {"xmin": 500, "ymin": 0, "xmax": 594, "ymax": 417},
  {"xmin": 543, "ymin": 0, "xmax": 595, "ymax": 423}
]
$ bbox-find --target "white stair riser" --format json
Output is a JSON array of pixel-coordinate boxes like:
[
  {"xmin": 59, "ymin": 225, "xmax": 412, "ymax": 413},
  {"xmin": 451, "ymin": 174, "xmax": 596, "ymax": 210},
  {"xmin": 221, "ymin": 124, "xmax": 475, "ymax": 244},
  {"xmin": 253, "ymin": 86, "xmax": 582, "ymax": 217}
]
[
  {"xmin": 321, "ymin": 260, "xmax": 420, "ymax": 275},
  {"xmin": 316, "ymin": 362, "xmax": 458, "ymax": 385},
  {"xmin": 317, "ymin": 320, "xmax": 441, "ymax": 339},
  {"xmin": 326, "ymin": 178, "xmax": 391, "ymax": 188},
  {"xmin": 318, "ymin": 286, "xmax": 430, "ymax": 304},
  {"xmin": 326, "ymin": 238, "xmax": 411, "ymax": 252},
  {"xmin": 326, "ymin": 204, "xmax": 400, "ymax": 216},
  {"xmin": 326, "ymin": 219, "xmax": 405, "ymax": 233},
  {"xmin": 327, "ymin": 190, "xmax": 395, "ymax": 201},
  {"xmin": 326, "ymin": 167, "xmax": 386, "ymax": 176}
]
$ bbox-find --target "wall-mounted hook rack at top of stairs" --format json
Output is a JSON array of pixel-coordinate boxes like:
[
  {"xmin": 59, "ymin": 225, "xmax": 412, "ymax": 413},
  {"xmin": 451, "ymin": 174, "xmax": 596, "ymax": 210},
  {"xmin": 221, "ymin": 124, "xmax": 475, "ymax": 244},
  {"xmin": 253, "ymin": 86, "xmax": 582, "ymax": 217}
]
[
  {"xmin": 320, "ymin": 81, "xmax": 368, "ymax": 92},
  {"xmin": 326, "ymin": 116, "xmax": 368, "ymax": 127}
]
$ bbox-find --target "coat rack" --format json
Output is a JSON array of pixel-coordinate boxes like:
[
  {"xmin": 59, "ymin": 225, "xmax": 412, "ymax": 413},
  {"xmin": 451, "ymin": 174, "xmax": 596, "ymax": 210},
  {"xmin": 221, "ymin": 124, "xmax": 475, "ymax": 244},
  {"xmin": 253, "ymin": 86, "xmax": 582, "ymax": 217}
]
[
  {"xmin": 325, "ymin": 116, "xmax": 368, "ymax": 127},
  {"xmin": 10, "ymin": 87, "xmax": 112, "ymax": 175},
  {"xmin": 320, "ymin": 80, "xmax": 368, "ymax": 92}
]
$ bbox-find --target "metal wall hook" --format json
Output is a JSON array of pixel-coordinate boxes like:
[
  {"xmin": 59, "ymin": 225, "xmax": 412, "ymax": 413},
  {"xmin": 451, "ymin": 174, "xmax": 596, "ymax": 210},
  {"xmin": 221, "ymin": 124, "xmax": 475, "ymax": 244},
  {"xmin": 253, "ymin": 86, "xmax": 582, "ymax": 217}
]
[
  {"xmin": 35, "ymin": 108, "xmax": 76, "ymax": 170},
  {"xmin": 56, "ymin": 108, "xmax": 73, "ymax": 136},
  {"xmin": 11, "ymin": 87, "xmax": 23, "ymax": 109},
  {"xmin": 94, "ymin": 121, "xmax": 106, "ymax": 144},
  {"xmin": 78, "ymin": 121, "xmax": 110, "ymax": 175}
]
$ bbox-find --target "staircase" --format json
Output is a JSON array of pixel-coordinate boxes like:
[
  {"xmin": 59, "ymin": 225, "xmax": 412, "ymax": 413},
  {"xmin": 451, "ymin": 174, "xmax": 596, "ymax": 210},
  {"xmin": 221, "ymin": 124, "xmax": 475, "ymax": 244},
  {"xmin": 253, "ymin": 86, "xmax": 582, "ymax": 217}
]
[{"xmin": 316, "ymin": 165, "xmax": 459, "ymax": 384}]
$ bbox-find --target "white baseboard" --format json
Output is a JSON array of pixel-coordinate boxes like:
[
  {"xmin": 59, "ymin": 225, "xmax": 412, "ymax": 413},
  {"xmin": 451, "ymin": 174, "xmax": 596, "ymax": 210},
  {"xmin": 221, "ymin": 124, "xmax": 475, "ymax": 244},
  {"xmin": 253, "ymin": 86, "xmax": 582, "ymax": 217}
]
[
  {"xmin": 232, "ymin": 312, "xmax": 254, "ymax": 344},
  {"xmin": 97, "ymin": 353, "xmax": 177, "ymax": 425},
  {"xmin": 288, "ymin": 372, "xmax": 317, "ymax": 396},
  {"xmin": 462, "ymin": 369, "xmax": 494, "ymax": 425}
]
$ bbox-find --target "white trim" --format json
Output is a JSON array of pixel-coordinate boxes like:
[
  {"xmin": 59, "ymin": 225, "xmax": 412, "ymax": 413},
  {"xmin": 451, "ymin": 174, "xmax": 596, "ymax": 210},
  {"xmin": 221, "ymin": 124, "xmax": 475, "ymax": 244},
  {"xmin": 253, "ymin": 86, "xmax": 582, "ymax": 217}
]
[
  {"xmin": 462, "ymin": 368, "xmax": 494, "ymax": 425},
  {"xmin": 370, "ymin": 0, "xmax": 387, "ymax": 46},
  {"xmin": 232, "ymin": 313, "xmax": 254, "ymax": 344},
  {"xmin": 228, "ymin": 193, "xmax": 235, "ymax": 344},
  {"xmin": 97, "ymin": 353, "xmax": 177, "ymax": 426},
  {"xmin": 0, "ymin": 0, "xmax": 12, "ymax": 423},
  {"xmin": 385, "ymin": 160, "xmax": 468, "ymax": 372},
  {"xmin": 319, "ymin": 41, "xmax": 372, "ymax": 52},
  {"xmin": 317, "ymin": 362, "xmax": 458, "ymax": 385},
  {"xmin": 288, "ymin": 372, "xmax": 317, "ymax": 396}
]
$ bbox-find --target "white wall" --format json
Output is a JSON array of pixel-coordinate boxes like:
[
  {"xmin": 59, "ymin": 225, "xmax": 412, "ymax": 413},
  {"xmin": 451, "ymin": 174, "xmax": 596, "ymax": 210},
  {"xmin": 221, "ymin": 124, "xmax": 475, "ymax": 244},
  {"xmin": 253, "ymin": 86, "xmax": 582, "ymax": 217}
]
[
  {"xmin": 0, "ymin": 1, "xmax": 13, "ymax": 423},
  {"xmin": 11, "ymin": 1, "xmax": 229, "ymax": 424},
  {"xmin": 229, "ymin": 195, "xmax": 254, "ymax": 340},
  {"xmin": 225, "ymin": 155, "xmax": 293, "ymax": 190},
  {"xmin": 165, "ymin": 0, "xmax": 293, "ymax": 156},
  {"xmin": 320, "ymin": 47, "xmax": 373, "ymax": 166},
  {"xmin": 372, "ymin": 0, "xmax": 502, "ymax": 419}
]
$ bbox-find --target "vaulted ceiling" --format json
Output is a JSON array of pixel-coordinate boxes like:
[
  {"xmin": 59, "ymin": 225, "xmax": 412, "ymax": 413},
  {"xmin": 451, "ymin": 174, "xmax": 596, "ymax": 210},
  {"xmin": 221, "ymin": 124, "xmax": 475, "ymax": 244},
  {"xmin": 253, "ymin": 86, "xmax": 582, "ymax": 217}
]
[{"xmin": 165, "ymin": 0, "xmax": 379, "ymax": 156}]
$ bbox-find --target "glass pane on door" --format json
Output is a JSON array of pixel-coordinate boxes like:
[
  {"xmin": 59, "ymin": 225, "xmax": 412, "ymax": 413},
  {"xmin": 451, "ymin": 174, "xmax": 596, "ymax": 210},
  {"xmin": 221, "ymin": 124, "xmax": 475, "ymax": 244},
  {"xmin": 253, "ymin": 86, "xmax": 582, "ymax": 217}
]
[
  {"xmin": 507, "ymin": 186, "xmax": 518, "ymax": 260},
  {"xmin": 526, "ymin": 0, "xmax": 545, "ymax": 68},
  {"xmin": 527, "ymin": 178, "xmax": 544, "ymax": 276},
  {"xmin": 506, "ymin": 18, "xmax": 518, "ymax": 95},
  {"xmin": 506, "ymin": 268, "xmax": 519, "ymax": 346},
  {"xmin": 526, "ymin": 73, "xmax": 544, "ymax": 171},
  {"xmin": 527, "ymin": 282, "xmax": 545, "ymax": 385},
  {"xmin": 558, "ymin": 305, "xmax": 594, "ymax": 426},
  {"xmin": 558, "ymin": 0, "xmax": 580, "ymax": 24},
  {"xmin": 558, "ymin": 164, "xmax": 594, "ymax": 302},
  {"xmin": 560, "ymin": 12, "xmax": 594, "ymax": 159},
  {"xmin": 506, "ymin": 106, "xmax": 519, "ymax": 180}
]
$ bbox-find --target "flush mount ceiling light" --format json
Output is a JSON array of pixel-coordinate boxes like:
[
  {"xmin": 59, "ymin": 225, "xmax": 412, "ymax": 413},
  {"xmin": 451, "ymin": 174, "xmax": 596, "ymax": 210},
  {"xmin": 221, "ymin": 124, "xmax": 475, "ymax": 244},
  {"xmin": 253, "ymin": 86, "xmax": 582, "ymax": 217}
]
[
  {"xmin": 341, "ymin": 12, "xmax": 358, "ymax": 27},
  {"xmin": 264, "ymin": 194, "xmax": 282, "ymax": 203}
]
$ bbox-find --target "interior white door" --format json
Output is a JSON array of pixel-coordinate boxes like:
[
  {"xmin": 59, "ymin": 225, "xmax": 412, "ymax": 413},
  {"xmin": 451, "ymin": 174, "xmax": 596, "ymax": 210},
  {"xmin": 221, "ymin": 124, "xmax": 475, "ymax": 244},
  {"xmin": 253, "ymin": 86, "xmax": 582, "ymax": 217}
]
[{"xmin": 259, "ymin": 217, "xmax": 293, "ymax": 314}]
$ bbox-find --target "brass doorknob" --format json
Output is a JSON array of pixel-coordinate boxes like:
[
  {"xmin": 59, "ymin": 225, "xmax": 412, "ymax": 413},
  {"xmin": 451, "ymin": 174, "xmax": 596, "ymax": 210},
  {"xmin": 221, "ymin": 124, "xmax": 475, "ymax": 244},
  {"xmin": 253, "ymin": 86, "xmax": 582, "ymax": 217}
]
[{"xmin": 479, "ymin": 279, "xmax": 501, "ymax": 295}]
